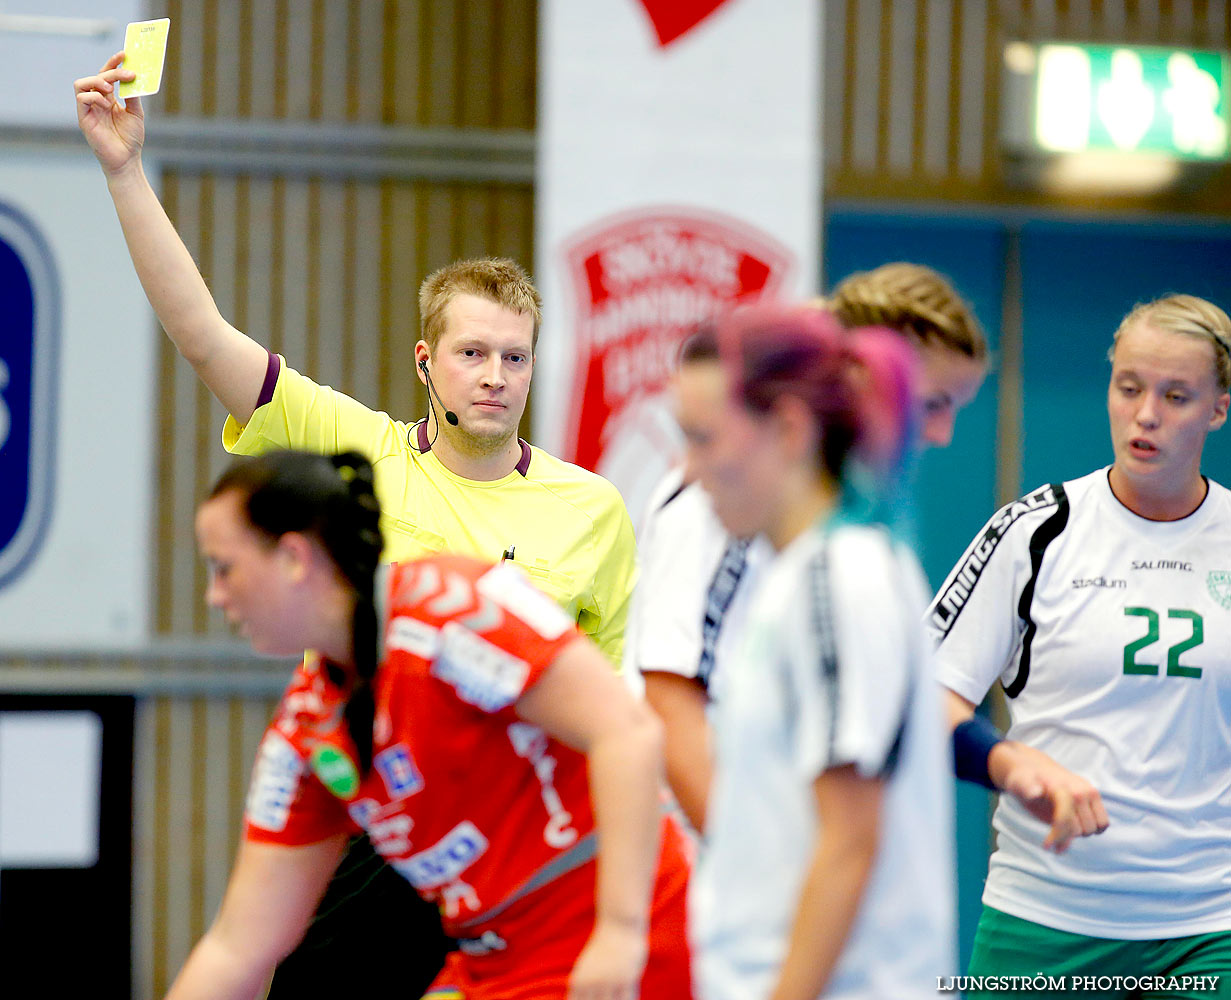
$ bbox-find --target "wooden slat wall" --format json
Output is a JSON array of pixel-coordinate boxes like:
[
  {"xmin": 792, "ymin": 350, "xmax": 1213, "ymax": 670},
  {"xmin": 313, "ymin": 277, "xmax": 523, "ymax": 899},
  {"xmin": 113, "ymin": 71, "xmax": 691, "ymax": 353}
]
[
  {"xmin": 825, "ymin": 0, "xmax": 1231, "ymax": 209},
  {"xmin": 136, "ymin": 691, "xmax": 280, "ymax": 998}
]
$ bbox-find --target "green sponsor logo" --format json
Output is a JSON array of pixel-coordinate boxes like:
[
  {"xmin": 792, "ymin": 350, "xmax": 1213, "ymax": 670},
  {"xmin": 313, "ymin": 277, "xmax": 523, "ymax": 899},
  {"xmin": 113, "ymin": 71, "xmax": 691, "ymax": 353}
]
[
  {"xmin": 1207, "ymin": 571, "xmax": 1231, "ymax": 610},
  {"xmin": 311, "ymin": 744, "xmax": 360, "ymax": 800}
]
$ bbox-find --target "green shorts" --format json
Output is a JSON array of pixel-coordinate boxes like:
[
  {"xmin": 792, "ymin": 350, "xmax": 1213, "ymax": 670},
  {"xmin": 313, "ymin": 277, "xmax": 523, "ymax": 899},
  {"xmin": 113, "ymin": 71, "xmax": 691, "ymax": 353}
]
[{"xmin": 959, "ymin": 905, "xmax": 1230, "ymax": 999}]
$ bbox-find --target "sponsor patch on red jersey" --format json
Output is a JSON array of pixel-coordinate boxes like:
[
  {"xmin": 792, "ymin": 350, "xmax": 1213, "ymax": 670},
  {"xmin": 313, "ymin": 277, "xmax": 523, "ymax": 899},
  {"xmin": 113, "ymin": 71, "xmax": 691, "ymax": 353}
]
[
  {"xmin": 246, "ymin": 730, "xmax": 305, "ymax": 832},
  {"xmin": 432, "ymin": 622, "xmax": 532, "ymax": 712},
  {"xmin": 393, "ymin": 820, "xmax": 489, "ymax": 890}
]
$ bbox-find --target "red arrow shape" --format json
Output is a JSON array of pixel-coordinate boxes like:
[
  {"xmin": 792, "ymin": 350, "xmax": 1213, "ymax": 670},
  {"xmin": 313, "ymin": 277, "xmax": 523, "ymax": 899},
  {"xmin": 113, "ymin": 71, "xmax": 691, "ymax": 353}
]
[{"xmin": 635, "ymin": 0, "xmax": 731, "ymax": 47}]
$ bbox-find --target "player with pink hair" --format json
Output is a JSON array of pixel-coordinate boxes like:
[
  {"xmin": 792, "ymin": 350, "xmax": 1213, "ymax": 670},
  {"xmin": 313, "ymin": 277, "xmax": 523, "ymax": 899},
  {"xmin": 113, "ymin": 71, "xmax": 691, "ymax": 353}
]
[{"xmin": 675, "ymin": 304, "xmax": 953, "ymax": 999}]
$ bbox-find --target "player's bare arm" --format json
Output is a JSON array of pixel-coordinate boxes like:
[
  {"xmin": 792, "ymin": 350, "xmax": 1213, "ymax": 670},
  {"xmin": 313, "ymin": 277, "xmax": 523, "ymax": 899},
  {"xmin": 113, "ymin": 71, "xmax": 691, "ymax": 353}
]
[
  {"xmin": 946, "ymin": 688, "xmax": 1109, "ymax": 852},
  {"xmin": 163, "ymin": 836, "xmax": 346, "ymax": 1000},
  {"xmin": 643, "ymin": 669, "xmax": 713, "ymax": 832},
  {"xmin": 516, "ymin": 638, "xmax": 664, "ymax": 999},
  {"xmin": 769, "ymin": 766, "xmax": 883, "ymax": 1000}
]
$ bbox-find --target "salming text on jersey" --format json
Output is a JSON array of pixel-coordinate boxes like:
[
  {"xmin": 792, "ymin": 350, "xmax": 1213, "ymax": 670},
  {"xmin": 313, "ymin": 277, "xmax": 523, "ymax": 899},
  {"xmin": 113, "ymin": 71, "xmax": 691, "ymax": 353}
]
[{"xmin": 930, "ymin": 486, "xmax": 1061, "ymax": 636}]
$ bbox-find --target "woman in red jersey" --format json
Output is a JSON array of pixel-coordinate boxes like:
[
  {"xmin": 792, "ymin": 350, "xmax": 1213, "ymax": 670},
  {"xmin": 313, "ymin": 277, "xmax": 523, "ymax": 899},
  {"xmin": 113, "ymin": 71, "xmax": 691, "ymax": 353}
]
[{"xmin": 173, "ymin": 449, "xmax": 691, "ymax": 1000}]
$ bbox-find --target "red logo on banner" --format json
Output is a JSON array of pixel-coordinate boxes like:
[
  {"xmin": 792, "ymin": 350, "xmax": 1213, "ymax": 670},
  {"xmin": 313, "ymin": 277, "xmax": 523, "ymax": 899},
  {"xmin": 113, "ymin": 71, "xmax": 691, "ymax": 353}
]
[
  {"xmin": 635, "ymin": 0, "xmax": 732, "ymax": 47},
  {"xmin": 562, "ymin": 207, "xmax": 793, "ymax": 474}
]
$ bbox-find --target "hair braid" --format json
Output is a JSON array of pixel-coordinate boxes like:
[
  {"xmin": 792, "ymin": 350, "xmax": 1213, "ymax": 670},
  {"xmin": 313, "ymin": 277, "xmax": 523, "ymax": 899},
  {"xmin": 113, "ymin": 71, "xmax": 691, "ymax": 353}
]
[
  {"xmin": 1111, "ymin": 294, "xmax": 1231, "ymax": 393},
  {"xmin": 827, "ymin": 262, "xmax": 987, "ymax": 362},
  {"xmin": 327, "ymin": 453, "xmax": 382, "ymax": 775}
]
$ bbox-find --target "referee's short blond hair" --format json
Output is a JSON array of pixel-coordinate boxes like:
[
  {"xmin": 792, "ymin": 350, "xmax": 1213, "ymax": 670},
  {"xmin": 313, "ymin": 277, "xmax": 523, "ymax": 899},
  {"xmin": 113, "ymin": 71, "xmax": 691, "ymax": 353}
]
[{"xmin": 419, "ymin": 257, "xmax": 542, "ymax": 352}]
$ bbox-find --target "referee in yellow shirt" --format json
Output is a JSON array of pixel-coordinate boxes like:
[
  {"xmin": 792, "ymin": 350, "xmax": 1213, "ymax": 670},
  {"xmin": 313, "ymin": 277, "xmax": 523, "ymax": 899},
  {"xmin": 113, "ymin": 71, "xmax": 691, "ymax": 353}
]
[{"xmin": 77, "ymin": 54, "xmax": 638, "ymax": 998}]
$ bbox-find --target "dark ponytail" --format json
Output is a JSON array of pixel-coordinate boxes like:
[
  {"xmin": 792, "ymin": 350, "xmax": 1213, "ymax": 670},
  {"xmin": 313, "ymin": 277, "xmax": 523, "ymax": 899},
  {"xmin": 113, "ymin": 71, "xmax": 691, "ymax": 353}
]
[
  {"xmin": 330, "ymin": 454, "xmax": 381, "ymax": 775},
  {"xmin": 210, "ymin": 449, "xmax": 384, "ymax": 774}
]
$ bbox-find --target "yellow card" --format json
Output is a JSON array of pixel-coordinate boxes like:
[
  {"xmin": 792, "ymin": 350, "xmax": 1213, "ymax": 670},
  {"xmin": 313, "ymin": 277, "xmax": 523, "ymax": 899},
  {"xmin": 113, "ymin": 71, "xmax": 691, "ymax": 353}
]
[{"xmin": 117, "ymin": 18, "xmax": 171, "ymax": 99}]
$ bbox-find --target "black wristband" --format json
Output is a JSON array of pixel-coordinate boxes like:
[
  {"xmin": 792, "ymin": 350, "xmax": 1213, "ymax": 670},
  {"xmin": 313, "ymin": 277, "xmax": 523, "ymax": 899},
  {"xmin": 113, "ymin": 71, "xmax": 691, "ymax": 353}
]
[{"xmin": 953, "ymin": 715, "xmax": 1004, "ymax": 790}]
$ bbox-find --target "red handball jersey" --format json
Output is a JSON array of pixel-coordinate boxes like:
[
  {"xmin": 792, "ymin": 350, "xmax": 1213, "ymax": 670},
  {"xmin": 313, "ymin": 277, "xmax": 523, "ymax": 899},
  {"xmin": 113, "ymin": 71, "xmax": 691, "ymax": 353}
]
[
  {"xmin": 244, "ymin": 554, "xmax": 693, "ymax": 998},
  {"xmin": 243, "ymin": 555, "xmax": 608, "ymax": 926}
]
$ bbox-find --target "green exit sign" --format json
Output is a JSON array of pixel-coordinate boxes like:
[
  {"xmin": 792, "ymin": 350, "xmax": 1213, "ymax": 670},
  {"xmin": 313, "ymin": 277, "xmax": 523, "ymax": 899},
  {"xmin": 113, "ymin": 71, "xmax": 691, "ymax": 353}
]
[{"xmin": 1003, "ymin": 42, "xmax": 1231, "ymax": 162}]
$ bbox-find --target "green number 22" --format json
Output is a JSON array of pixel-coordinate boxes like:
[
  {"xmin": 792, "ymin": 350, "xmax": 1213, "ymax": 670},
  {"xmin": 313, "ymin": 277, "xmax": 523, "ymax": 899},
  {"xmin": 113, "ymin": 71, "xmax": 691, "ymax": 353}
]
[{"xmin": 1122, "ymin": 607, "xmax": 1203, "ymax": 679}]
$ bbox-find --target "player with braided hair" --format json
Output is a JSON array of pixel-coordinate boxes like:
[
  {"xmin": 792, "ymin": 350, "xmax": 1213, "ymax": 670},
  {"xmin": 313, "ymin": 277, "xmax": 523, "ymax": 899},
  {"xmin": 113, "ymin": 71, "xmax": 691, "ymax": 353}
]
[
  {"xmin": 209, "ymin": 452, "xmax": 384, "ymax": 771},
  {"xmin": 826, "ymin": 262, "xmax": 986, "ymax": 446},
  {"xmin": 182, "ymin": 449, "xmax": 692, "ymax": 1000},
  {"xmin": 629, "ymin": 263, "xmax": 988, "ymax": 835}
]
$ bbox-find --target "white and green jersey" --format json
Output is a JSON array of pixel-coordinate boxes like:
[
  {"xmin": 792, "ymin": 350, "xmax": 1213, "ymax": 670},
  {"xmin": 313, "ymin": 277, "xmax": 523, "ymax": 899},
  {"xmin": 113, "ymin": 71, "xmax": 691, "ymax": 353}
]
[
  {"xmin": 929, "ymin": 468, "xmax": 1231, "ymax": 939},
  {"xmin": 694, "ymin": 520, "xmax": 955, "ymax": 1000}
]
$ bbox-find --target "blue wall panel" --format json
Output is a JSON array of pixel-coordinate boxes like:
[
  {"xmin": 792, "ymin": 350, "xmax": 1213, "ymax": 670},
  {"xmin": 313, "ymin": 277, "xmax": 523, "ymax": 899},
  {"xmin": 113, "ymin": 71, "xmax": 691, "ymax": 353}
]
[
  {"xmin": 827, "ymin": 212, "xmax": 1006, "ymax": 971},
  {"xmin": 1021, "ymin": 222, "xmax": 1231, "ymax": 492}
]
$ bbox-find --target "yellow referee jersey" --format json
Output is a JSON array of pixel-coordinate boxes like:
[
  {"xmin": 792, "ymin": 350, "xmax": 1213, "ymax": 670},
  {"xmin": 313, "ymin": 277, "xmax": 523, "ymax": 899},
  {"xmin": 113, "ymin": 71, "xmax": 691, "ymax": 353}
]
[{"xmin": 222, "ymin": 358, "xmax": 637, "ymax": 666}]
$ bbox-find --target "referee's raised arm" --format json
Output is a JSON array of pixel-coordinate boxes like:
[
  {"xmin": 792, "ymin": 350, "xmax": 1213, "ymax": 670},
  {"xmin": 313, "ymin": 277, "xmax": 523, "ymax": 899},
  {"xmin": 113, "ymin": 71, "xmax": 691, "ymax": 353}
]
[{"xmin": 75, "ymin": 52, "xmax": 268, "ymax": 424}]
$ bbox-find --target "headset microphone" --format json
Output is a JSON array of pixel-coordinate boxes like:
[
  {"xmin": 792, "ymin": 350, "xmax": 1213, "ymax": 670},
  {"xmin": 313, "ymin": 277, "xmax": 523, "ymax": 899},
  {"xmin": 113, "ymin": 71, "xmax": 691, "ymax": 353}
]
[{"xmin": 418, "ymin": 359, "xmax": 459, "ymax": 426}]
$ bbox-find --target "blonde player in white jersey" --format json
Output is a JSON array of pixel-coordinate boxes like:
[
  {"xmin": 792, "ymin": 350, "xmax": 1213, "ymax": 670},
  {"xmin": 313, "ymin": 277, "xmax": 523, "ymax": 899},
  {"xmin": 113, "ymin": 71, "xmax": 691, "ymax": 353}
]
[
  {"xmin": 930, "ymin": 295, "xmax": 1231, "ymax": 998},
  {"xmin": 677, "ymin": 304, "xmax": 953, "ymax": 1000},
  {"xmin": 627, "ymin": 264, "xmax": 988, "ymax": 834}
]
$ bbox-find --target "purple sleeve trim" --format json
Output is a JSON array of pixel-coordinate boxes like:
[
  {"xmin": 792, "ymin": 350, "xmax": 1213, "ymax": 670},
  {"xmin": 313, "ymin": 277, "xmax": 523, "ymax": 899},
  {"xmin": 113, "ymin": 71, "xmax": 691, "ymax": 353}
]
[{"xmin": 256, "ymin": 351, "xmax": 281, "ymax": 410}]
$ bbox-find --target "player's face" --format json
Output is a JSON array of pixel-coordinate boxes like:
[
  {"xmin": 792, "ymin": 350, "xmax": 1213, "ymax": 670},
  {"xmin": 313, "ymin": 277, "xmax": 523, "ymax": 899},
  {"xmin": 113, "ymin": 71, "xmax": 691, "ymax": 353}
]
[
  {"xmin": 195, "ymin": 491, "xmax": 302, "ymax": 655},
  {"xmin": 1107, "ymin": 320, "xmax": 1229, "ymax": 499},
  {"xmin": 916, "ymin": 341, "xmax": 986, "ymax": 448},
  {"xmin": 674, "ymin": 359, "xmax": 780, "ymax": 539},
  {"xmin": 425, "ymin": 294, "xmax": 535, "ymax": 448}
]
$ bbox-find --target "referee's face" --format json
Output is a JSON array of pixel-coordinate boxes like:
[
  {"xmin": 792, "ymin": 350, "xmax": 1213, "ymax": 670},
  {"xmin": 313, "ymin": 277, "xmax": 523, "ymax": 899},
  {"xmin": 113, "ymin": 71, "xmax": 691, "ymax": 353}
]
[{"xmin": 424, "ymin": 294, "xmax": 535, "ymax": 447}]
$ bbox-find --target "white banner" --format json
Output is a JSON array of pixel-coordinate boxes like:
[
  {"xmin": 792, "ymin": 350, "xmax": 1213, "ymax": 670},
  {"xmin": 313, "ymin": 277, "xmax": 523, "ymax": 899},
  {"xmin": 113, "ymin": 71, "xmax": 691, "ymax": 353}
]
[
  {"xmin": 0, "ymin": 152, "xmax": 157, "ymax": 646},
  {"xmin": 535, "ymin": 0, "xmax": 822, "ymax": 524}
]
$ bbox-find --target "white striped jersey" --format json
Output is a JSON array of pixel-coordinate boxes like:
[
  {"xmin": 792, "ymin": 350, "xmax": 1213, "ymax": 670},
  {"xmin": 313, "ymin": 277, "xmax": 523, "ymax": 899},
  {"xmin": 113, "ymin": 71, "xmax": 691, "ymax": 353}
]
[
  {"xmin": 929, "ymin": 468, "xmax": 1231, "ymax": 938},
  {"xmin": 695, "ymin": 519, "xmax": 954, "ymax": 1000},
  {"xmin": 624, "ymin": 470, "xmax": 770, "ymax": 699}
]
